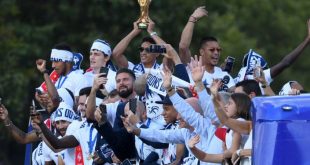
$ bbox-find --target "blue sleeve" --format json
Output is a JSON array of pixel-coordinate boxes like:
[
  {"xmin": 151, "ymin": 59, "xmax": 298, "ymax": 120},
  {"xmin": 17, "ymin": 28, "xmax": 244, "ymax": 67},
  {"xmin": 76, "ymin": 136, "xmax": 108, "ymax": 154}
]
[{"xmin": 173, "ymin": 64, "xmax": 190, "ymax": 83}]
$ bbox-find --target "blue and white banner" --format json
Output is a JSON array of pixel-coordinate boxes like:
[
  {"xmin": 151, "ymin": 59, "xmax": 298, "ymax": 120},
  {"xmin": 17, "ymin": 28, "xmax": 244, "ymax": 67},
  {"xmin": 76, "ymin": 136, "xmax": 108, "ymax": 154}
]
[
  {"xmin": 245, "ymin": 49, "xmax": 268, "ymax": 75},
  {"xmin": 146, "ymin": 69, "xmax": 191, "ymax": 96}
]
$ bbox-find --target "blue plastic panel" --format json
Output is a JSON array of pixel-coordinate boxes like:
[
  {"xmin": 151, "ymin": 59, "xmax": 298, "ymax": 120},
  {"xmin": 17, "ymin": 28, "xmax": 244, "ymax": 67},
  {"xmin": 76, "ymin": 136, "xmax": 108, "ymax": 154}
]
[{"xmin": 252, "ymin": 94, "xmax": 310, "ymax": 165}]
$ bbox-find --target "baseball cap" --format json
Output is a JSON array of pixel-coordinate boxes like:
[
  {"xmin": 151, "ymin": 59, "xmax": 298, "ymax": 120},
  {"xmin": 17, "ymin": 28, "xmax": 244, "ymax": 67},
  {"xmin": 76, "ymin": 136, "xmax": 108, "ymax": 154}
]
[{"xmin": 155, "ymin": 95, "xmax": 173, "ymax": 105}]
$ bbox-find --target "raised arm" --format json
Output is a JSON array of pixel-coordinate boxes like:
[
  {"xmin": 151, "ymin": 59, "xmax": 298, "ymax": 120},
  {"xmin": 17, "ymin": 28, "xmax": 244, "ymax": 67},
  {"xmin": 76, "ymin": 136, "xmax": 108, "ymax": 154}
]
[
  {"xmin": 36, "ymin": 59, "xmax": 60, "ymax": 113},
  {"xmin": 210, "ymin": 82, "xmax": 251, "ymax": 135},
  {"xmin": 0, "ymin": 104, "xmax": 40, "ymax": 144},
  {"xmin": 254, "ymin": 67, "xmax": 275, "ymax": 96},
  {"xmin": 147, "ymin": 19, "xmax": 166, "ymax": 45},
  {"xmin": 179, "ymin": 6, "xmax": 208, "ymax": 64},
  {"xmin": 188, "ymin": 133, "xmax": 241, "ymax": 163},
  {"xmin": 31, "ymin": 112, "xmax": 79, "ymax": 149},
  {"xmin": 270, "ymin": 19, "xmax": 310, "ymax": 78},
  {"xmin": 86, "ymin": 74, "xmax": 106, "ymax": 121},
  {"xmin": 188, "ymin": 135, "xmax": 224, "ymax": 163},
  {"xmin": 188, "ymin": 55, "xmax": 216, "ymax": 119},
  {"xmin": 112, "ymin": 20, "xmax": 142, "ymax": 68}
]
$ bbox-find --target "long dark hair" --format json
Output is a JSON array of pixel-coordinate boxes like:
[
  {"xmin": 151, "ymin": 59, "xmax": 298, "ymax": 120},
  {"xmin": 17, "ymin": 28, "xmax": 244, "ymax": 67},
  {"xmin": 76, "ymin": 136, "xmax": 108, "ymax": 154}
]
[{"xmin": 230, "ymin": 93, "xmax": 252, "ymax": 120}]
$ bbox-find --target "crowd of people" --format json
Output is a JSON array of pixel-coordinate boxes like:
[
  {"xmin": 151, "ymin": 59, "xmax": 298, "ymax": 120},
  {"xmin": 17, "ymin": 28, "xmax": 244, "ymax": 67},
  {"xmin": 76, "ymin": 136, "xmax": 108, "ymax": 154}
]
[{"xmin": 0, "ymin": 6, "xmax": 309, "ymax": 165}]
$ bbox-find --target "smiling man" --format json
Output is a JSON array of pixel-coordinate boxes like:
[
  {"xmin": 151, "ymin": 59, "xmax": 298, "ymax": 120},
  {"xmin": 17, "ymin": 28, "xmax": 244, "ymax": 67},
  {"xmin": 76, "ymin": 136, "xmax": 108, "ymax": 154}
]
[{"xmin": 179, "ymin": 7, "xmax": 235, "ymax": 91}]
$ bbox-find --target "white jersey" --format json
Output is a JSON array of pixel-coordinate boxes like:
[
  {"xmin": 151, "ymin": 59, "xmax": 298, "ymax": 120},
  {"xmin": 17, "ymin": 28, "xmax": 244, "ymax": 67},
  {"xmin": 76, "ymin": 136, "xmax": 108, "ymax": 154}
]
[
  {"xmin": 135, "ymin": 118, "xmax": 163, "ymax": 163},
  {"xmin": 225, "ymin": 118, "xmax": 248, "ymax": 149},
  {"xmin": 65, "ymin": 120, "xmax": 85, "ymax": 165},
  {"xmin": 42, "ymin": 140, "xmax": 67, "ymax": 165},
  {"xmin": 55, "ymin": 70, "xmax": 88, "ymax": 96},
  {"xmin": 71, "ymin": 121, "xmax": 98, "ymax": 165},
  {"xmin": 84, "ymin": 69, "xmax": 116, "ymax": 93},
  {"xmin": 32, "ymin": 141, "xmax": 45, "ymax": 165},
  {"xmin": 187, "ymin": 66, "xmax": 235, "ymax": 91},
  {"xmin": 128, "ymin": 61, "xmax": 166, "ymax": 125}
]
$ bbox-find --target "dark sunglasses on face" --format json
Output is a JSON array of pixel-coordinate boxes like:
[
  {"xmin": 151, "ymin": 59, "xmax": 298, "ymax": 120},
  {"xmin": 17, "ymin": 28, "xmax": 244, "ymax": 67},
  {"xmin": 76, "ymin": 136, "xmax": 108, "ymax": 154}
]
[
  {"xmin": 138, "ymin": 47, "xmax": 149, "ymax": 52},
  {"xmin": 208, "ymin": 48, "xmax": 222, "ymax": 52}
]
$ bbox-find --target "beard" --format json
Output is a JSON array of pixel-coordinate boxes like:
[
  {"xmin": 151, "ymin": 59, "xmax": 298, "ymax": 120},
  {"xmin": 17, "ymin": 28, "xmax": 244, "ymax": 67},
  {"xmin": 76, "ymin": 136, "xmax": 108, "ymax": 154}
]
[{"xmin": 118, "ymin": 87, "xmax": 133, "ymax": 98}]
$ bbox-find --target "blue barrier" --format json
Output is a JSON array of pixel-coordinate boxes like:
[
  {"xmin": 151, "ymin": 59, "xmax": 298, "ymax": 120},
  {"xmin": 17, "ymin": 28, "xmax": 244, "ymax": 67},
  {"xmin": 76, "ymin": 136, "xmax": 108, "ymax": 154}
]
[{"xmin": 252, "ymin": 94, "xmax": 310, "ymax": 165}]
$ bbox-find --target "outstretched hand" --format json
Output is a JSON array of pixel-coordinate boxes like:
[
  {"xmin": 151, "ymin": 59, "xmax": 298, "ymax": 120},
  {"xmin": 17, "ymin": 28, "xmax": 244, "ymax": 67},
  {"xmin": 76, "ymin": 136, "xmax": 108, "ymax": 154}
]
[
  {"xmin": 188, "ymin": 55, "xmax": 205, "ymax": 83},
  {"xmin": 188, "ymin": 134, "xmax": 200, "ymax": 149},
  {"xmin": 161, "ymin": 65, "xmax": 172, "ymax": 89},
  {"xmin": 210, "ymin": 79, "xmax": 222, "ymax": 95}
]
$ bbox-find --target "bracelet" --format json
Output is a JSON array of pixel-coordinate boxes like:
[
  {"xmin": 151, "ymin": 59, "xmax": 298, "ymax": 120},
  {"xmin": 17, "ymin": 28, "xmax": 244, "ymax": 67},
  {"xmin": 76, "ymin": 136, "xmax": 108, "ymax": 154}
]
[
  {"xmin": 189, "ymin": 16, "xmax": 198, "ymax": 23},
  {"xmin": 236, "ymin": 149, "xmax": 241, "ymax": 156},
  {"xmin": 261, "ymin": 83, "xmax": 268, "ymax": 88},
  {"xmin": 4, "ymin": 120, "xmax": 12, "ymax": 127},
  {"xmin": 35, "ymin": 131, "xmax": 42, "ymax": 137},
  {"xmin": 166, "ymin": 87, "xmax": 173, "ymax": 93},
  {"xmin": 150, "ymin": 31, "xmax": 157, "ymax": 37}
]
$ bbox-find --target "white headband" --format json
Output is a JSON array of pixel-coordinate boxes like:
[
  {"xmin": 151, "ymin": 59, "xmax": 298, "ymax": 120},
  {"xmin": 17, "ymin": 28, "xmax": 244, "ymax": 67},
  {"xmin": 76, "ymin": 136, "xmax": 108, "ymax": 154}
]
[
  {"xmin": 54, "ymin": 102, "xmax": 76, "ymax": 122},
  {"xmin": 90, "ymin": 40, "xmax": 112, "ymax": 56},
  {"xmin": 50, "ymin": 49, "xmax": 73, "ymax": 62}
]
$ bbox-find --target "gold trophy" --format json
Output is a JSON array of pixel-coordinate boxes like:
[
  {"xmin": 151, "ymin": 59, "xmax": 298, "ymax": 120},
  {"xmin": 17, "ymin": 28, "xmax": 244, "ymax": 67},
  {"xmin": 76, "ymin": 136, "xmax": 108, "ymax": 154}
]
[{"xmin": 137, "ymin": 0, "xmax": 151, "ymax": 29}]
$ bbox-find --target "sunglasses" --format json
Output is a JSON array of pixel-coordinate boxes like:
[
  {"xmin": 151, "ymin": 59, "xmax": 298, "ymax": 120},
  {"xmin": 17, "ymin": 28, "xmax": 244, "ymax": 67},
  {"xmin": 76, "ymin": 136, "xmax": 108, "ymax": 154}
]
[
  {"xmin": 208, "ymin": 48, "xmax": 222, "ymax": 52},
  {"xmin": 138, "ymin": 47, "xmax": 149, "ymax": 52}
]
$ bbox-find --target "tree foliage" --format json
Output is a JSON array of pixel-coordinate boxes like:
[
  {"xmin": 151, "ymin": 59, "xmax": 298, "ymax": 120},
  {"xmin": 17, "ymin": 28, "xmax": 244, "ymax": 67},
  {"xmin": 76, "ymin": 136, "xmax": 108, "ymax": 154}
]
[{"xmin": 0, "ymin": 0, "xmax": 309, "ymax": 164}]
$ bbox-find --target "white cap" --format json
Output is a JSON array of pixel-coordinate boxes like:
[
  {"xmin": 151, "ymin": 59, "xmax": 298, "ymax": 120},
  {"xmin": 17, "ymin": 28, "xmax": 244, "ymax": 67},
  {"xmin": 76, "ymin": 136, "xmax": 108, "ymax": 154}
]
[{"xmin": 54, "ymin": 102, "xmax": 77, "ymax": 122}]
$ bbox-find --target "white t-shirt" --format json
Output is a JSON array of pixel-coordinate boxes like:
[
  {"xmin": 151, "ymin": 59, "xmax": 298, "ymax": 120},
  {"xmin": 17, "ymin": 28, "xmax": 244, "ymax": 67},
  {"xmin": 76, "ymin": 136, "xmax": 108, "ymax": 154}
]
[
  {"xmin": 32, "ymin": 141, "xmax": 45, "ymax": 165},
  {"xmin": 225, "ymin": 118, "xmax": 248, "ymax": 149},
  {"xmin": 55, "ymin": 71, "xmax": 88, "ymax": 96},
  {"xmin": 105, "ymin": 100, "xmax": 121, "ymax": 127},
  {"xmin": 69, "ymin": 121, "xmax": 98, "ymax": 165},
  {"xmin": 42, "ymin": 140, "xmax": 67, "ymax": 165},
  {"xmin": 66, "ymin": 121, "xmax": 98, "ymax": 165},
  {"xmin": 187, "ymin": 66, "xmax": 235, "ymax": 91},
  {"xmin": 84, "ymin": 69, "xmax": 116, "ymax": 93},
  {"xmin": 65, "ymin": 120, "xmax": 85, "ymax": 165}
]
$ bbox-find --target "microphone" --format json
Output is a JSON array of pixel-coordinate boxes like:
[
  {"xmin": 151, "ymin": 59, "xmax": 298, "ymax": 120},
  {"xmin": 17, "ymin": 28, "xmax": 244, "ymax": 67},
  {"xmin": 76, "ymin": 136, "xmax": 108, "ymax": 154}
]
[{"xmin": 221, "ymin": 75, "xmax": 230, "ymax": 84}]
